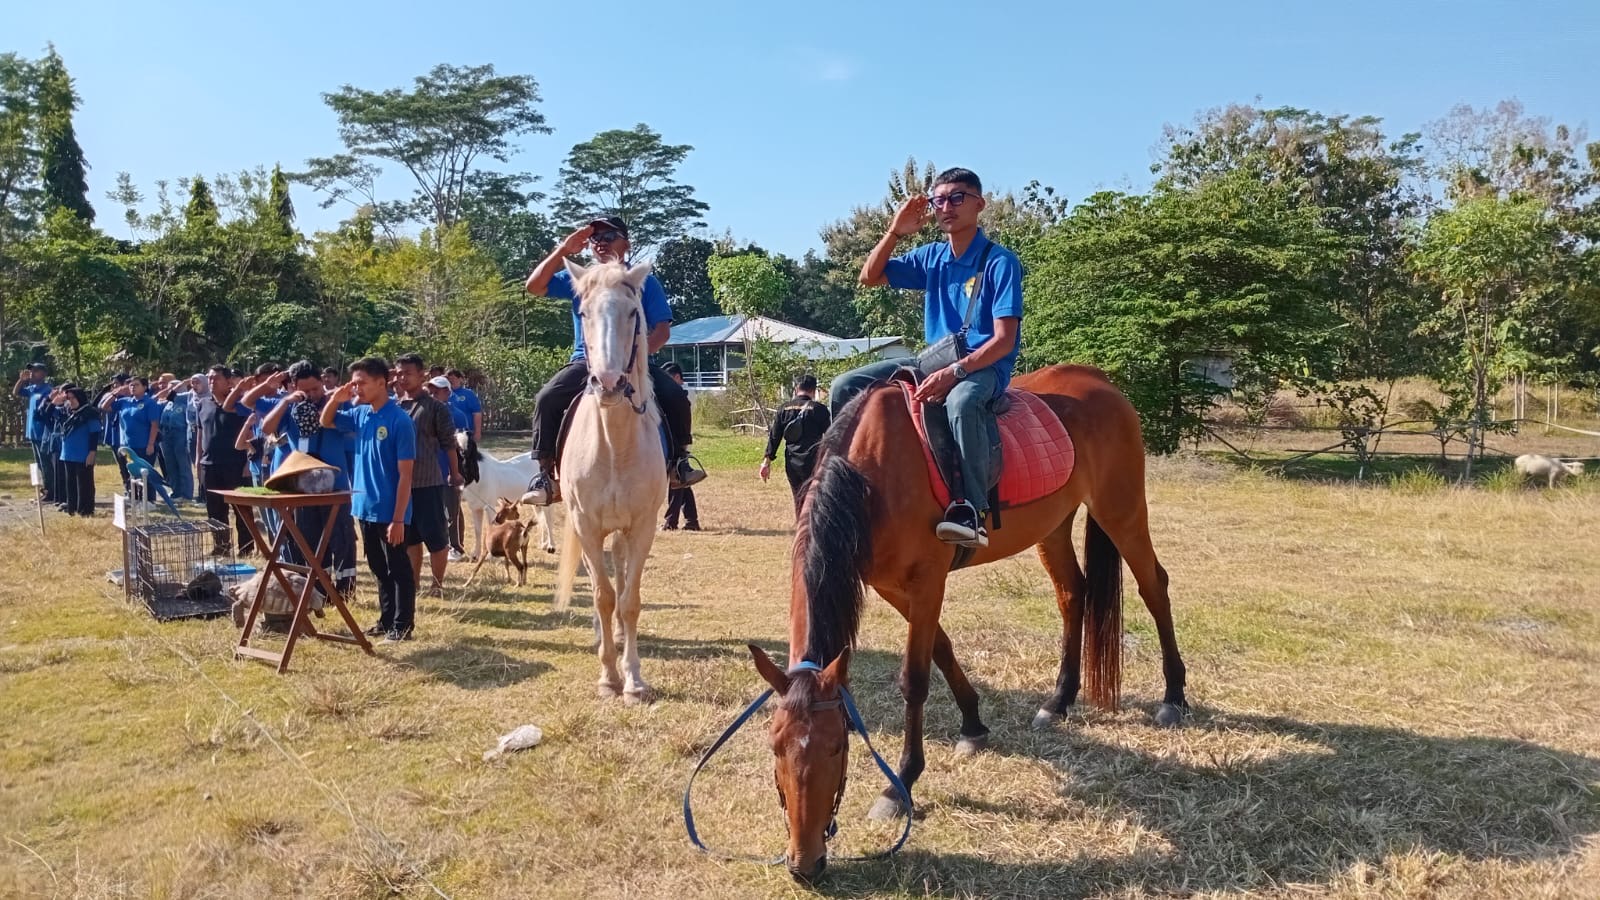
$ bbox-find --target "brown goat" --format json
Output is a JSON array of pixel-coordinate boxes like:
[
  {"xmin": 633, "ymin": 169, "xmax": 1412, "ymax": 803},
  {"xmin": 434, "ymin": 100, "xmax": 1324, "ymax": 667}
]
[{"xmin": 462, "ymin": 498, "xmax": 532, "ymax": 587}]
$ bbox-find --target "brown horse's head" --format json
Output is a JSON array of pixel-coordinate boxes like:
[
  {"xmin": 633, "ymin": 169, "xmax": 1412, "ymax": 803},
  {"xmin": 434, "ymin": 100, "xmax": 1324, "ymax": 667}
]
[{"xmin": 749, "ymin": 644, "xmax": 851, "ymax": 882}]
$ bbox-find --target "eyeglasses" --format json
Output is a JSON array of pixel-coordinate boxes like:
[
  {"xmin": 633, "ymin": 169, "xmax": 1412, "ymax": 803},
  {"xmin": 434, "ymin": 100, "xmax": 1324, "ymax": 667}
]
[
  {"xmin": 929, "ymin": 191, "xmax": 974, "ymax": 210},
  {"xmin": 589, "ymin": 230, "xmax": 623, "ymax": 245}
]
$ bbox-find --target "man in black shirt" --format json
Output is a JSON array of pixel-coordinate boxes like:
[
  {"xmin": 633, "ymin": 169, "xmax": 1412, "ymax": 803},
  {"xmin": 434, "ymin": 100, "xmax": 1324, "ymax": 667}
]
[
  {"xmin": 198, "ymin": 365, "xmax": 253, "ymax": 555},
  {"xmin": 760, "ymin": 374, "xmax": 832, "ymax": 514}
]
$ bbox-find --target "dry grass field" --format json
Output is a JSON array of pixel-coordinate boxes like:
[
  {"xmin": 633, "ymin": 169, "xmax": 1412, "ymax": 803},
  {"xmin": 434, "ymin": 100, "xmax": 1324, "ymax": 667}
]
[{"xmin": 1, "ymin": 430, "xmax": 1597, "ymax": 899}]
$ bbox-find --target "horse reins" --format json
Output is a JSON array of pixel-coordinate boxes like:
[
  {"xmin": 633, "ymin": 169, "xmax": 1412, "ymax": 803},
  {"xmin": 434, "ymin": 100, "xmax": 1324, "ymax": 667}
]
[
  {"xmin": 578, "ymin": 305, "xmax": 649, "ymax": 415},
  {"xmin": 682, "ymin": 660, "xmax": 914, "ymax": 863}
]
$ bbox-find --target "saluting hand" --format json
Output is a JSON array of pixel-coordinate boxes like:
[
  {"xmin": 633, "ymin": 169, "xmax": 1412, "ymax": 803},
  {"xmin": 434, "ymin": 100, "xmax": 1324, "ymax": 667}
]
[
  {"xmin": 889, "ymin": 196, "xmax": 932, "ymax": 237},
  {"xmin": 560, "ymin": 224, "xmax": 594, "ymax": 256}
]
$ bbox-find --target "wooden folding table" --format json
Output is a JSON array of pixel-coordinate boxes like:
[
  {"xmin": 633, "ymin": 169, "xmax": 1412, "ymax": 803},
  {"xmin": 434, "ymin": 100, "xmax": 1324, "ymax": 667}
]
[{"xmin": 212, "ymin": 489, "xmax": 374, "ymax": 673}]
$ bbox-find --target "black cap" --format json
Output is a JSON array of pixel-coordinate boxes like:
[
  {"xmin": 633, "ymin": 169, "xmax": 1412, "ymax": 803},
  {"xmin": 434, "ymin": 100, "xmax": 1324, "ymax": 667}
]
[
  {"xmin": 26, "ymin": 362, "xmax": 47, "ymax": 371},
  {"xmin": 795, "ymin": 374, "xmax": 818, "ymax": 391},
  {"xmin": 588, "ymin": 215, "xmax": 628, "ymax": 236}
]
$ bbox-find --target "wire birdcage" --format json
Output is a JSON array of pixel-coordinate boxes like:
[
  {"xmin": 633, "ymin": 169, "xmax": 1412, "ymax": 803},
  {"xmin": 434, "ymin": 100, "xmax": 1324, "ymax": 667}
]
[{"xmin": 124, "ymin": 476, "xmax": 250, "ymax": 621}]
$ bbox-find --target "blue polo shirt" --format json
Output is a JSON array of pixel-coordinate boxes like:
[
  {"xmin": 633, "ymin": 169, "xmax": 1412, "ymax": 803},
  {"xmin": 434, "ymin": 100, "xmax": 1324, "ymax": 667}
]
[
  {"xmin": 545, "ymin": 269, "xmax": 673, "ymax": 362},
  {"xmin": 332, "ymin": 400, "xmax": 416, "ymax": 524},
  {"xmin": 111, "ymin": 396, "xmax": 162, "ymax": 452},
  {"xmin": 252, "ymin": 395, "xmax": 294, "ymax": 473},
  {"xmin": 448, "ymin": 387, "xmax": 481, "ymax": 424},
  {"xmin": 17, "ymin": 383, "xmax": 51, "ymax": 441},
  {"xmin": 884, "ymin": 229, "xmax": 1024, "ymax": 394},
  {"xmin": 60, "ymin": 414, "xmax": 101, "ymax": 464}
]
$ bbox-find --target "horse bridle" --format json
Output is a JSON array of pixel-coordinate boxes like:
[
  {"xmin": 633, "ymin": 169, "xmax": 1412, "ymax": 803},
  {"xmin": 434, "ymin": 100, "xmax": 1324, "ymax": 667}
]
[
  {"xmin": 578, "ymin": 305, "xmax": 648, "ymax": 415},
  {"xmin": 773, "ymin": 692, "xmax": 848, "ymax": 844}
]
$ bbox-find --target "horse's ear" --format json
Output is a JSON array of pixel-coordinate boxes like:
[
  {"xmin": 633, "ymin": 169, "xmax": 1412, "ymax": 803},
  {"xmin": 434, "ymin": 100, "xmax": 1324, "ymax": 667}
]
[
  {"xmin": 564, "ymin": 258, "xmax": 590, "ymax": 282},
  {"xmin": 749, "ymin": 644, "xmax": 790, "ymax": 695},
  {"xmin": 622, "ymin": 262, "xmax": 653, "ymax": 292},
  {"xmin": 822, "ymin": 647, "xmax": 851, "ymax": 688}
]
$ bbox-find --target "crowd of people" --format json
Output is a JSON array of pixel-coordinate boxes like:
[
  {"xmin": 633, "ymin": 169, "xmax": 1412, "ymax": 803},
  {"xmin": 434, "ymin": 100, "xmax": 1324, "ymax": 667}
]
[{"xmin": 13, "ymin": 168, "xmax": 1015, "ymax": 636}]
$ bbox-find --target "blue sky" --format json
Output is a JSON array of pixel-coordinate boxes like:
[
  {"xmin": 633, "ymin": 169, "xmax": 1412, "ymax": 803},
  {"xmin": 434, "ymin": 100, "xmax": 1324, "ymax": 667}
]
[{"xmin": 11, "ymin": 0, "xmax": 1600, "ymax": 257}]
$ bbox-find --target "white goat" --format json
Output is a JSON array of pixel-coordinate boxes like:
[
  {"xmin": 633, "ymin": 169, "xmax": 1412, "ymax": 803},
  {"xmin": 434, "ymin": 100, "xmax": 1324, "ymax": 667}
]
[
  {"xmin": 1513, "ymin": 454, "xmax": 1585, "ymax": 488},
  {"xmin": 457, "ymin": 433, "xmax": 556, "ymax": 559}
]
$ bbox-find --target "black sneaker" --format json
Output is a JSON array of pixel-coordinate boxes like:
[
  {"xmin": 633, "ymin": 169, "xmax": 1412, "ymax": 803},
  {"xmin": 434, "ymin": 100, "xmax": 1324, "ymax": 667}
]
[
  {"xmin": 520, "ymin": 471, "xmax": 560, "ymax": 506},
  {"xmin": 364, "ymin": 624, "xmax": 389, "ymax": 637},
  {"xmin": 683, "ymin": 522, "xmax": 702, "ymax": 532},
  {"xmin": 668, "ymin": 455, "xmax": 708, "ymax": 489},
  {"xmin": 384, "ymin": 627, "xmax": 413, "ymax": 643},
  {"xmin": 934, "ymin": 501, "xmax": 988, "ymax": 549}
]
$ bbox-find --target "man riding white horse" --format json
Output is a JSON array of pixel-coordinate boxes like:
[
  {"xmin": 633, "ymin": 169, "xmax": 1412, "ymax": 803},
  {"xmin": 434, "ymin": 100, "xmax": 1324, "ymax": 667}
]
[{"xmin": 521, "ymin": 215, "xmax": 706, "ymax": 506}]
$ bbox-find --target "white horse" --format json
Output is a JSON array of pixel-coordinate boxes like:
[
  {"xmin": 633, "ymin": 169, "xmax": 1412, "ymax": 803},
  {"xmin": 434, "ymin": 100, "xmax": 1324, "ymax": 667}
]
[
  {"xmin": 457, "ymin": 433, "xmax": 556, "ymax": 560},
  {"xmin": 553, "ymin": 260, "xmax": 668, "ymax": 703}
]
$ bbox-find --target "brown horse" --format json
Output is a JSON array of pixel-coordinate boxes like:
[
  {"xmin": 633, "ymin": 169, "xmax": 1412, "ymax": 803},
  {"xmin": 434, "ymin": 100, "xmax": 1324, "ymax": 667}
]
[{"xmin": 747, "ymin": 364, "xmax": 1188, "ymax": 881}]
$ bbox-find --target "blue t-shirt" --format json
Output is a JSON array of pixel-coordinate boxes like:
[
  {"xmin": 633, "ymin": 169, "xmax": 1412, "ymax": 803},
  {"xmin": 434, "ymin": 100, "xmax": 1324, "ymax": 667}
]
[
  {"xmin": 60, "ymin": 414, "xmax": 101, "ymax": 464},
  {"xmin": 448, "ymin": 387, "xmax": 481, "ymax": 424},
  {"xmin": 545, "ymin": 269, "xmax": 673, "ymax": 362},
  {"xmin": 112, "ymin": 396, "xmax": 162, "ymax": 452},
  {"xmin": 884, "ymin": 229, "xmax": 1025, "ymax": 394},
  {"xmin": 333, "ymin": 400, "xmax": 416, "ymax": 524},
  {"xmin": 17, "ymin": 382, "xmax": 52, "ymax": 441}
]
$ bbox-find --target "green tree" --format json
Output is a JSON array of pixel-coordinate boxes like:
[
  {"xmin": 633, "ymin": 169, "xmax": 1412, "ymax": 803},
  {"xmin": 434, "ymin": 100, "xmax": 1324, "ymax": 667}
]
[
  {"xmin": 653, "ymin": 236, "xmax": 718, "ymax": 321},
  {"xmin": 1156, "ymin": 104, "xmax": 1431, "ymax": 382},
  {"xmin": 12, "ymin": 208, "xmax": 142, "ymax": 379},
  {"xmin": 773, "ymin": 251, "xmax": 861, "ymax": 337},
  {"xmin": 1026, "ymin": 173, "xmax": 1344, "ymax": 454},
  {"xmin": 0, "ymin": 53, "xmax": 42, "ymax": 358},
  {"xmin": 184, "ymin": 175, "xmax": 218, "ymax": 227},
  {"xmin": 266, "ymin": 164, "xmax": 295, "ymax": 237},
  {"xmin": 298, "ymin": 63, "xmax": 550, "ymax": 235},
  {"xmin": 708, "ymin": 252, "xmax": 790, "ymax": 421},
  {"xmin": 551, "ymin": 123, "xmax": 709, "ymax": 255},
  {"xmin": 457, "ymin": 170, "xmax": 553, "ymax": 281},
  {"xmin": 1410, "ymin": 197, "xmax": 1567, "ymax": 472},
  {"xmin": 34, "ymin": 46, "xmax": 93, "ymax": 224}
]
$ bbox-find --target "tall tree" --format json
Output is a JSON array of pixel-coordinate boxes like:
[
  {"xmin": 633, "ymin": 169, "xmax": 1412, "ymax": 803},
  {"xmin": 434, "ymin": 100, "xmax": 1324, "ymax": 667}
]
[
  {"xmin": 1026, "ymin": 172, "xmax": 1344, "ymax": 454},
  {"xmin": 12, "ymin": 208, "xmax": 142, "ymax": 379},
  {"xmin": 0, "ymin": 53, "xmax": 41, "ymax": 358},
  {"xmin": 457, "ymin": 169, "xmax": 553, "ymax": 281},
  {"xmin": 551, "ymin": 123, "xmax": 709, "ymax": 255},
  {"xmin": 1410, "ymin": 197, "xmax": 1567, "ymax": 471},
  {"xmin": 298, "ymin": 63, "xmax": 550, "ymax": 235},
  {"xmin": 266, "ymin": 164, "xmax": 295, "ymax": 237},
  {"xmin": 34, "ymin": 47, "xmax": 93, "ymax": 224},
  {"xmin": 1427, "ymin": 100, "xmax": 1595, "ymax": 208},
  {"xmin": 184, "ymin": 175, "xmax": 218, "ymax": 227},
  {"xmin": 1156, "ymin": 104, "xmax": 1430, "ymax": 381},
  {"xmin": 708, "ymin": 252, "xmax": 790, "ymax": 420},
  {"xmin": 653, "ymin": 236, "xmax": 718, "ymax": 321}
]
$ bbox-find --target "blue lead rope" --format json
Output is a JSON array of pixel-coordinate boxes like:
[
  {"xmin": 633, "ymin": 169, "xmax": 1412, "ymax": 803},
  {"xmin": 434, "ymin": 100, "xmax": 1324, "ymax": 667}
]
[{"xmin": 683, "ymin": 664, "xmax": 914, "ymax": 863}]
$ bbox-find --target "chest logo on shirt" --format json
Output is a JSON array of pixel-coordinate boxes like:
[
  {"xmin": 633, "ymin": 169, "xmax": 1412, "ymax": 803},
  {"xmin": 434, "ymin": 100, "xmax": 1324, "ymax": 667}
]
[
  {"xmin": 376, "ymin": 425, "xmax": 389, "ymax": 441},
  {"xmin": 964, "ymin": 276, "xmax": 978, "ymax": 299}
]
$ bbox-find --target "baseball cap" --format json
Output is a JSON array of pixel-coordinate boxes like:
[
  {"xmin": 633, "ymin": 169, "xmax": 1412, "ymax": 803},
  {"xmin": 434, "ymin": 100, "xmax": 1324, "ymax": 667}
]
[
  {"xmin": 427, "ymin": 376, "xmax": 452, "ymax": 389},
  {"xmin": 26, "ymin": 362, "xmax": 47, "ymax": 371},
  {"xmin": 587, "ymin": 215, "xmax": 628, "ymax": 236}
]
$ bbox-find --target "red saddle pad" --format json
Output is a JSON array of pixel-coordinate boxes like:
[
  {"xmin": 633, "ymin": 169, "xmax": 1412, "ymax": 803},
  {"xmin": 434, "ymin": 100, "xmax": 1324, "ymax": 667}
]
[{"xmin": 898, "ymin": 383, "xmax": 1076, "ymax": 509}]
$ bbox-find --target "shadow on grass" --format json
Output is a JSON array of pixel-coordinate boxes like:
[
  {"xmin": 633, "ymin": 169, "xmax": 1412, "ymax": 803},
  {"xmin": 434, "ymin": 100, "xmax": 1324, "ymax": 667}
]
[
  {"xmin": 1204, "ymin": 448, "xmax": 1520, "ymax": 484},
  {"xmin": 799, "ymin": 703, "xmax": 1600, "ymax": 897},
  {"xmin": 397, "ymin": 637, "xmax": 553, "ymax": 689}
]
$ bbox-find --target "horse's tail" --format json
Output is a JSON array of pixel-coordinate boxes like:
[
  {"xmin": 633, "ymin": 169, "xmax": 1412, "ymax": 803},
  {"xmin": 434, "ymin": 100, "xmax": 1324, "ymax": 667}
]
[
  {"xmin": 795, "ymin": 454, "xmax": 873, "ymax": 665},
  {"xmin": 1082, "ymin": 515, "xmax": 1123, "ymax": 710},
  {"xmin": 553, "ymin": 509, "xmax": 580, "ymax": 611}
]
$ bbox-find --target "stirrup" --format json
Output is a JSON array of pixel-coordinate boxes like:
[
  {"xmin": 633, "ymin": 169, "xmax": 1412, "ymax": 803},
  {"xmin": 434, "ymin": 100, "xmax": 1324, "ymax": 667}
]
[
  {"xmin": 669, "ymin": 454, "xmax": 707, "ymax": 489},
  {"xmin": 934, "ymin": 501, "xmax": 988, "ymax": 549}
]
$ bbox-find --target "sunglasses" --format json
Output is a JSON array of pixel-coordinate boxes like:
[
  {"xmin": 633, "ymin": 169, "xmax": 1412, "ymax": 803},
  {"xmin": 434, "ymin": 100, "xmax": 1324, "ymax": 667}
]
[
  {"xmin": 589, "ymin": 230, "xmax": 624, "ymax": 245},
  {"xmin": 929, "ymin": 191, "xmax": 975, "ymax": 210}
]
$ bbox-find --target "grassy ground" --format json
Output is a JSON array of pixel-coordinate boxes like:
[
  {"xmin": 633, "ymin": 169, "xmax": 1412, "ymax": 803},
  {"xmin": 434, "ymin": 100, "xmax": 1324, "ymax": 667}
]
[{"xmin": 1, "ymin": 431, "xmax": 1598, "ymax": 898}]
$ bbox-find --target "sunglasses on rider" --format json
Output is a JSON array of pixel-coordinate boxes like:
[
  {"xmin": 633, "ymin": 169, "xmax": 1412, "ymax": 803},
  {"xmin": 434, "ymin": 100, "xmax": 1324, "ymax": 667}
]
[
  {"xmin": 589, "ymin": 230, "xmax": 624, "ymax": 245},
  {"xmin": 929, "ymin": 191, "xmax": 975, "ymax": 210}
]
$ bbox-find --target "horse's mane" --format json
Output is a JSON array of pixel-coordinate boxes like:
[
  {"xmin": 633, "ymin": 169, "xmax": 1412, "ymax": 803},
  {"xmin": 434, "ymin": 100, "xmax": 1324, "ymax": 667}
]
[{"xmin": 794, "ymin": 385, "xmax": 877, "ymax": 667}]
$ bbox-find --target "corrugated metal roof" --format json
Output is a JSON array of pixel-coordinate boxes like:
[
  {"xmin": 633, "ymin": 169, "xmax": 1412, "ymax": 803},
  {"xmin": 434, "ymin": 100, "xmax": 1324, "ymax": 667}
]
[{"xmin": 664, "ymin": 315, "xmax": 843, "ymax": 347}]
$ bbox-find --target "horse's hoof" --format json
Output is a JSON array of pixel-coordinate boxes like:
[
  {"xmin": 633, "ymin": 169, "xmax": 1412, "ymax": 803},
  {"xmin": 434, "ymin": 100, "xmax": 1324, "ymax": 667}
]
[
  {"xmin": 1031, "ymin": 708, "xmax": 1064, "ymax": 730},
  {"xmin": 1154, "ymin": 703, "xmax": 1186, "ymax": 728},
  {"xmin": 955, "ymin": 732, "xmax": 989, "ymax": 756},
  {"xmin": 597, "ymin": 682, "xmax": 622, "ymax": 699},
  {"xmin": 623, "ymin": 686, "xmax": 653, "ymax": 706},
  {"xmin": 866, "ymin": 795, "xmax": 908, "ymax": 821}
]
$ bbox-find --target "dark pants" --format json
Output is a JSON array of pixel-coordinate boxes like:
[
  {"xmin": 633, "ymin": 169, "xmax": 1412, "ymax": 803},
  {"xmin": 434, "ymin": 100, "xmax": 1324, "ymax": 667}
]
[
  {"xmin": 361, "ymin": 519, "xmax": 416, "ymax": 632},
  {"xmin": 785, "ymin": 458, "xmax": 814, "ymax": 515},
  {"xmin": 49, "ymin": 437, "xmax": 68, "ymax": 504},
  {"xmin": 287, "ymin": 502, "xmax": 358, "ymax": 595},
  {"xmin": 531, "ymin": 360, "xmax": 692, "ymax": 464},
  {"xmin": 202, "ymin": 463, "xmax": 253, "ymax": 554},
  {"xmin": 445, "ymin": 484, "xmax": 465, "ymax": 553},
  {"xmin": 64, "ymin": 460, "xmax": 96, "ymax": 516},
  {"xmin": 664, "ymin": 487, "xmax": 698, "ymax": 528}
]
